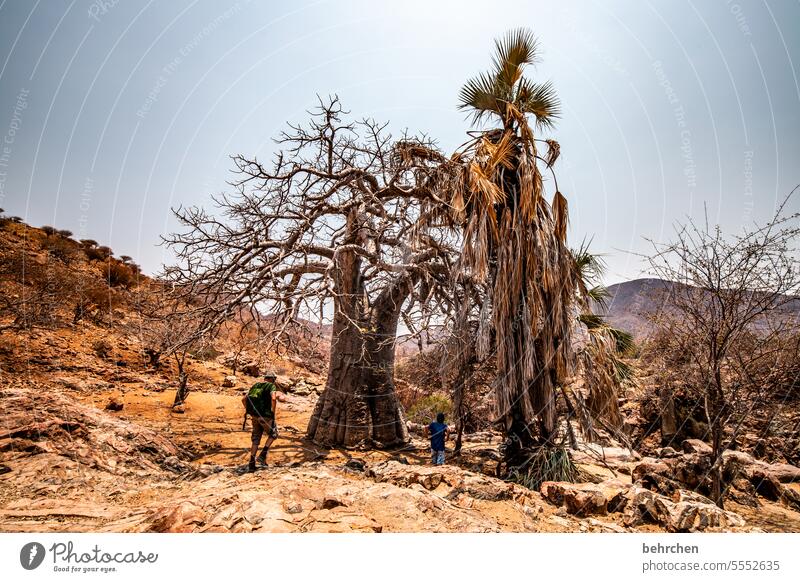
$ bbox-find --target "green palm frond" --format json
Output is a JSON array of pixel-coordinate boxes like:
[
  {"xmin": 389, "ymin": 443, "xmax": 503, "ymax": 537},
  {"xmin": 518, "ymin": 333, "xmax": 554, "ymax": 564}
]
[
  {"xmin": 492, "ymin": 28, "xmax": 539, "ymax": 87},
  {"xmin": 458, "ymin": 71, "xmax": 505, "ymax": 124},
  {"xmin": 612, "ymin": 357, "xmax": 635, "ymax": 383},
  {"xmin": 587, "ymin": 284, "xmax": 610, "ymax": 307},
  {"xmin": 578, "ymin": 313, "xmax": 635, "ymax": 355},
  {"xmin": 572, "ymin": 240, "xmax": 606, "ymax": 285},
  {"xmin": 578, "ymin": 312, "xmax": 605, "ymax": 330},
  {"xmin": 517, "ymin": 78, "xmax": 560, "ymax": 127},
  {"xmin": 606, "ymin": 325, "xmax": 635, "ymax": 355}
]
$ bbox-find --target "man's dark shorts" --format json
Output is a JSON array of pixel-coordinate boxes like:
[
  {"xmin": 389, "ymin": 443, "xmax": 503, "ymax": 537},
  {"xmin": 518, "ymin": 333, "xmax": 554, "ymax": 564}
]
[{"xmin": 250, "ymin": 416, "xmax": 278, "ymax": 444}]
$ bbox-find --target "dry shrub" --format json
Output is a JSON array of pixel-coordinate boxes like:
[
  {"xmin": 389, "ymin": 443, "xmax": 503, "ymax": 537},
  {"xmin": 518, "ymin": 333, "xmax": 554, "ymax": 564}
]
[
  {"xmin": 103, "ymin": 261, "xmax": 136, "ymax": 288},
  {"xmin": 85, "ymin": 245, "xmax": 113, "ymax": 261},
  {"xmin": 44, "ymin": 235, "xmax": 79, "ymax": 263},
  {"xmin": 406, "ymin": 393, "xmax": 452, "ymax": 424}
]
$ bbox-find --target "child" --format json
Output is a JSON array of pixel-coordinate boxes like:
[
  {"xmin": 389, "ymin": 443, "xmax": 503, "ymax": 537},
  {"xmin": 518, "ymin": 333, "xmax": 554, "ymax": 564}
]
[{"xmin": 426, "ymin": 412, "xmax": 448, "ymax": 465}]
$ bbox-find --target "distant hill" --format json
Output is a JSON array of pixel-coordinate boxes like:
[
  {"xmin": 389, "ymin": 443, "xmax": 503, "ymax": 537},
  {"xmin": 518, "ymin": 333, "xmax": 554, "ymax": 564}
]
[
  {"xmin": 599, "ymin": 278, "xmax": 672, "ymax": 339},
  {"xmin": 600, "ymin": 277, "xmax": 800, "ymax": 339}
]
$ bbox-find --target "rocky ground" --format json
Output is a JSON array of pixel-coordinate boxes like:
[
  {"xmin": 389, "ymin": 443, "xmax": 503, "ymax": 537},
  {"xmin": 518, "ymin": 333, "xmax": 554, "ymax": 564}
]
[{"xmin": 2, "ymin": 368, "xmax": 800, "ymax": 533}]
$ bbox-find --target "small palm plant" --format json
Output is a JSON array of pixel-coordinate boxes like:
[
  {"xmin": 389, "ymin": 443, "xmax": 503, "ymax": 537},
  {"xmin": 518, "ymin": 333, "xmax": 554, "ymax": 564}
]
[{"xmin": 572, "ymin": 243, "xmax": 635, "ymax": 441}]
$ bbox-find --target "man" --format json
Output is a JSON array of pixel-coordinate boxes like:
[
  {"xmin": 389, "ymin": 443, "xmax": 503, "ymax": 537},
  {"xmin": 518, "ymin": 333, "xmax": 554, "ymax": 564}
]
[
  {"xmin": 243, "ymin": 371, "xmax": 280, "ymax": 472},
  {"xmin": 425, "ymin": 412, "xmax": 449, "ymax": 465}
]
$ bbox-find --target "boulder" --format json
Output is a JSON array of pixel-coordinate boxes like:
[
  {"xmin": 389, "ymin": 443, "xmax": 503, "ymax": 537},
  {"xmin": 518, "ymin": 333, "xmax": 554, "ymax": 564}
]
[
  {"xmin": 682, "ymin": 439, "xmax": 712, "ymax": 455},
  {"xmin": 221, "ymin": 376, "xmax": 237, "ymax": 388},
  {"xmin": 623, "ymin": 486, "xmax": 745, "ymax": 532},
  {"xmin": 540, "ymin": 482, "xmax": 609, "ymax": 516},
  {"xmin": 766, "ymin": 463, "xmax": 800, "ymax": 484},
  {"xmin": 105, "ymin": 397, "xmax": 124, "ymax": 412},
  {"xmin": 240, "ymin": 362, "xmax": 260, "ymax": 377},
  {"xmin": 631, "ymin": 459, "xmax": 670, "ymax": 482}
]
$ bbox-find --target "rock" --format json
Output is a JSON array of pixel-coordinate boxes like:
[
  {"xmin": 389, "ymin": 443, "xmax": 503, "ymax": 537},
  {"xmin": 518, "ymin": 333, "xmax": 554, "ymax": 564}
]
[
  {"xmin": 541, "ymin": 479, "xmax": 629, "ymax": 516},
  {"xmin": 682, "ymin": 439, "xmax": 712, "ymax": 455},
  {"xmin": 632, "ymin": 460, "xmax": 670, "ymax": 482},
  {"xmin": 588, "ymin": 518, "xmax": 627, "ymax": 533},
  {"xmin": 145, "ymin": 501, "xmax": 206, "ymax": 532},
  {"xmin": 623, "ymin": 486, "xmax": 745, "ymax": 532},
  {"xmin": 240, "ymin": 362, "xmax": 260, "ymax": 377},
  {"xmin": 105, "ymin": 397, "xmax": 124, "ymax": 412},
  {"xmin": 0, "ymin": 465, "xmax": 11, "ymax": 475},
  {"xmin": 766, "ymin": 463, "xmax": 800, "ymax": 484},
  {"xmin": 540, "ymin": 482, "xmax": 609, "ymax": 516},
  {"xmin": 657, "ymin": 446, "xmax": 681, "ymax": 458},
  {"xmin": 221, "ymin": 376, "xmax": 237, "ymax": 388},
  {"xmin": 321, "ymin": 497, "xmax": 346, "ymax": 509},
  {"xmin": 570, "ymin": 445, "xmax": 641, "ymax": 468},
  {"xmin": 172, "ymin": 404, "xmax": 186, "ymax": 414},
  {"xmin": 285, "ymin": 502, "xmax": 304, "ymax": 514},
  {"xmin": 289, "ymin": 379, "xmax": 314, "ymax": 397},
  {"xmin": 366, "ymin": 460, "xmax": 531, "ymax": 502},
  {"xmin": 345, "ymin": 458, "xmax": 365, "ymax": 472}
]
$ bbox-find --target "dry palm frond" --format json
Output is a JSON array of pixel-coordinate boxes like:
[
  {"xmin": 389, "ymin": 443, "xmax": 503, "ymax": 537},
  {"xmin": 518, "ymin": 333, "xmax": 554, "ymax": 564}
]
[
  {"xmin": 485, "ymin": 131, "xmax": 515, "ymax": 172},
  {"xmin": 553, "ymin": 190, "xmax": 568, "ymax": 243},
  {"xmin": 467, "ymin": 160, "xmax": 504, "ymax": 205},
  {"xmin": 544, "ymin": 139, "xmax": 561, "ymax": 168}
]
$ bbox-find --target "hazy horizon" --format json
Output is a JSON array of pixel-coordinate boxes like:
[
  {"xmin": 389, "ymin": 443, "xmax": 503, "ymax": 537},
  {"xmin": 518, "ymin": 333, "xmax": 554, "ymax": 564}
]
[{"xmin": 1, "ymin": 0, "xmax": 798, "ymax": 284}]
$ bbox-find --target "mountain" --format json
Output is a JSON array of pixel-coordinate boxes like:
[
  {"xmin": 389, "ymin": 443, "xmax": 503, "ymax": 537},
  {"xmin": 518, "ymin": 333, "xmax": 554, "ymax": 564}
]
[
  {"xmin": 600, "ymin": 277, "xmax": 800, "ymax": 339},
  {"xmin": 600, "ymin": 278, "xmax": 672, "ymax": 339}
]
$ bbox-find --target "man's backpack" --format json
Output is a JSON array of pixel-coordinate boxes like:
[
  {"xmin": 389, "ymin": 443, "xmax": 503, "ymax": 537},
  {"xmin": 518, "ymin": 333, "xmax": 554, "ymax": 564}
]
[{"xmin": 244, "ymin": 382, "xmax": 274, "ymax": 418}]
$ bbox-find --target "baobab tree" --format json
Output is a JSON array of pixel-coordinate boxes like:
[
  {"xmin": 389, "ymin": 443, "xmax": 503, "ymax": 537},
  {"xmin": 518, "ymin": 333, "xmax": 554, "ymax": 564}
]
[{"xmin": 162, "ymin": 98, "xmax": 457, "ymax": 448}]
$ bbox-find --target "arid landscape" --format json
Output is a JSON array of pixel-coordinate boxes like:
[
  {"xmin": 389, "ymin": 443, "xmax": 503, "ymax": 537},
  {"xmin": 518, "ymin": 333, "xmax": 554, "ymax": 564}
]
[{"xmin": 2, "ymin": 217, "xmax": 800, "ymax": 534}]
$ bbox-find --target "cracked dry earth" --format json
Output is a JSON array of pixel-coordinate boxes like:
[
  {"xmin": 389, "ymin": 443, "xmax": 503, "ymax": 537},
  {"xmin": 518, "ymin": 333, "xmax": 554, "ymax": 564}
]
[{"xmin": 1, "ymin": 380, "xmax": 799, "ymax": 533}]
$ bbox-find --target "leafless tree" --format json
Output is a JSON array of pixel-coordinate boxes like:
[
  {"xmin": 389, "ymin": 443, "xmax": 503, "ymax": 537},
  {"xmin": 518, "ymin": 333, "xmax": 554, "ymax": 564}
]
[
  {"xmin": 162, "ymin": 97, "xmax": 459, "ymax": 447},
  {"xmin": 136, "ymin": 288, "xmax": 217, "ymax": 408},
  {"xmin": 645, "ymin": 190, "xmax": 800, "ymax": 507}
]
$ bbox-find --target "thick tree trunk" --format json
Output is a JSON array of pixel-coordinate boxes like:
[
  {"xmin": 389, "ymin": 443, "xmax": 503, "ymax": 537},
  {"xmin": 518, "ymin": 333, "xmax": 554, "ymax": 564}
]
[
  {"xmin": 306, "ymin": 221, "xmax": 410, "ymax": 449},
  {"xmin": 306, "ymin": 307, "xmax": 409, "ymax": 448}
]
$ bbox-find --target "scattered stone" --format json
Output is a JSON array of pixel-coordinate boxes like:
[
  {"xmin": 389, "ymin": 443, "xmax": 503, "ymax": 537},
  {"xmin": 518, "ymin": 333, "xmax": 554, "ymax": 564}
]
[
  {"xmin": 172, "ymin": 404, "xmax": 186, "ymax": 414},
  {"xmin": 284, "ymin": 501, "xmax": 304, "ymax": 514},
  {"xmin": 105, "ymin": 397, "xmax": 124, "ymax": 412},
  {"xmin": 221, "ymin": 376, "xmax": 237, "ymax": 388}
]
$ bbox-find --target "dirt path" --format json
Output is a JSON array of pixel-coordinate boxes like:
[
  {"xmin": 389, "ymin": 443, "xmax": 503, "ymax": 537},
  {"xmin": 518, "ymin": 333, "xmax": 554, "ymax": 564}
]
[{"xmin": 77, "ymin": 387, "xmax": 433, "ymax": 470}]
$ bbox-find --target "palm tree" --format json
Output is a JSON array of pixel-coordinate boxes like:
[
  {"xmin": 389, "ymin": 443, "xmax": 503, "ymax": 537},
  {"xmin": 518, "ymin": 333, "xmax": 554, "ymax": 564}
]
[{"xmin": 445, "ymin": 28, "xmax": 578, "ymax": 472}]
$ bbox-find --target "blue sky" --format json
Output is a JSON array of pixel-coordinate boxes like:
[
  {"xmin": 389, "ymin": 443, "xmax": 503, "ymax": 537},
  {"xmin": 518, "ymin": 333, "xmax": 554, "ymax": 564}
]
[{"xmin": 0, "ymin": 0, "xmax": 798, "ymax": 283}]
